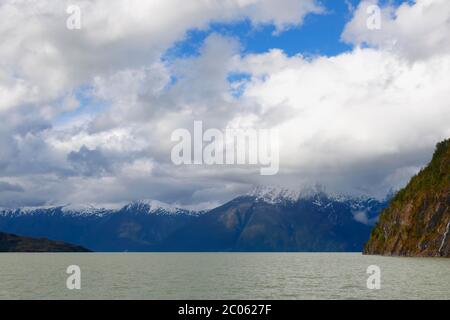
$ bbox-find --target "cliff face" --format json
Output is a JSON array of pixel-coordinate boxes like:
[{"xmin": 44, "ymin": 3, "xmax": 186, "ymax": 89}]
[
  {"xmin": 0, "ymin": 232, "xmax": 90, "ymax": 252},
  {"xmin": 364, "ymin": 139, "xmax": 450, "ymax": 257}
]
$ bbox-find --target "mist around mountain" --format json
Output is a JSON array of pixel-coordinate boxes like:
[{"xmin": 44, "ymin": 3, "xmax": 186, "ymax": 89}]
[{"xmin": 0, "ymin": 188, "xmax": 388, "ymax": 252}]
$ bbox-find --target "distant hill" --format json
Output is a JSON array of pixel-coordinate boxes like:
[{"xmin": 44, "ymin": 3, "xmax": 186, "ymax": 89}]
[
  {"xmin": 0, "ymin": 188, "xmax": 387, "ymax": 252},
  {"xmin": 0, "ymin": 231, "xmax": 90, "ymax": 252},
  {"xmin": 364, "ymin": 139, "xmax": 450, "ymax": 257}
]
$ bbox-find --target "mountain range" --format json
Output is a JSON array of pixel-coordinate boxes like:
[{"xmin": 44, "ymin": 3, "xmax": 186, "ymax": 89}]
[
  {"xmin": 1, "ymin": 139, "xmax": 448, "ymax": 255},
  {"xmin": 0, "ymin": 187, "xmax": 388, "ymax": 252}
]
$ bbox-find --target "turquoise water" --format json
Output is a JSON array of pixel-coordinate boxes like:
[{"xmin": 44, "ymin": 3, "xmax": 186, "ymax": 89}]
[{"xmin": 0, "ymin": 253, "xmax": 448, "ymax": 300}]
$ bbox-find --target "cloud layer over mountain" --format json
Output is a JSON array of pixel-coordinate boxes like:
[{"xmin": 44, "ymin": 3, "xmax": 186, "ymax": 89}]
[{"xmin": 0, "ymin": 0, "xmax": 449, "ymax": 208}]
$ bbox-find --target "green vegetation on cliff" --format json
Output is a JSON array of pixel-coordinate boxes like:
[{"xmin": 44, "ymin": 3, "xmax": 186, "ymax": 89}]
[{"xmin": 364, "ymin": 139, "xmax": 450, "ymax": 257}]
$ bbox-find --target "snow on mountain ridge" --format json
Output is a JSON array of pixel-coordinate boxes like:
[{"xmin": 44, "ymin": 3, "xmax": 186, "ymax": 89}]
[
  {"xmin": 0, "ymin": 187, "xmax": 384, "ymax": 217},
  {"xmin": 61, "ymin": 204, "xmax": 118, "ymax": 217},
  {"xmin": 248, "ymin": 186, "xmax": 302, "ymax": 204},
  {"xmin": 124, "ymin": 199, "xmax": 179, "ymax": 214},
  {"xmin": 0, "ymin": 200, "xmax": 196, "ymax": 217},
  {"xmin": 122, "ymin": 199, "xmax": 204, "ymax": 216},
  {"xmin": 248, "ymin": 185, "xmax": 377, "ymax": 205},
  {"xmin": 0, "ymin": 206, "xmax": 58, "ymax": 217}
]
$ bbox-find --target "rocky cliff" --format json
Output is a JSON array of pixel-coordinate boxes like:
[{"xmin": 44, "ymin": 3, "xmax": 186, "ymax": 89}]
[{"xmin": 364, "ymin": 139, "xmax": 450, "ymax": 257}]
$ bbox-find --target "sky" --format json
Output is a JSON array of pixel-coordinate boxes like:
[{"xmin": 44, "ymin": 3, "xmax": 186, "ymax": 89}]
[{"xmin": 0, "ymin": 0, "xmax": 449, "ymax": 209}]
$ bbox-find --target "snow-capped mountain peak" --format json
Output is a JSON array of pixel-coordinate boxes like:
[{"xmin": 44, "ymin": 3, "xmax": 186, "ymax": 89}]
[
  {"xmin": 247, "ymin": 185, "xmax": 379, "ymax": 206},
  {"xmin": 248, "ymin": 186, "xmax": 303, "ymax": 204},
  {"xmin": 122, "ymin": 199, "xmax": 203, "ymax": 216},
  {"xmin": 0, "ymin": 199, "xmax": 204, "ymax": 217},
  {"xmin": 124, "ymin": 199, "xmax": 178, "ymax": 214},
  {"xmin": 61, "ymin": 203, "xmax": 119, "ymax": 217}
]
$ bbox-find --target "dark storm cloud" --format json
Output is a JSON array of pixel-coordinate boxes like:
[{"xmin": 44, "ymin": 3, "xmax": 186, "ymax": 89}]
[
  {"xmin": 67, "ymin": 146, "xmax": 114, "ymax": 177},
  {"xmin": 0, "ymin": 181, "xmax": 24, "ymax": 193}
]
